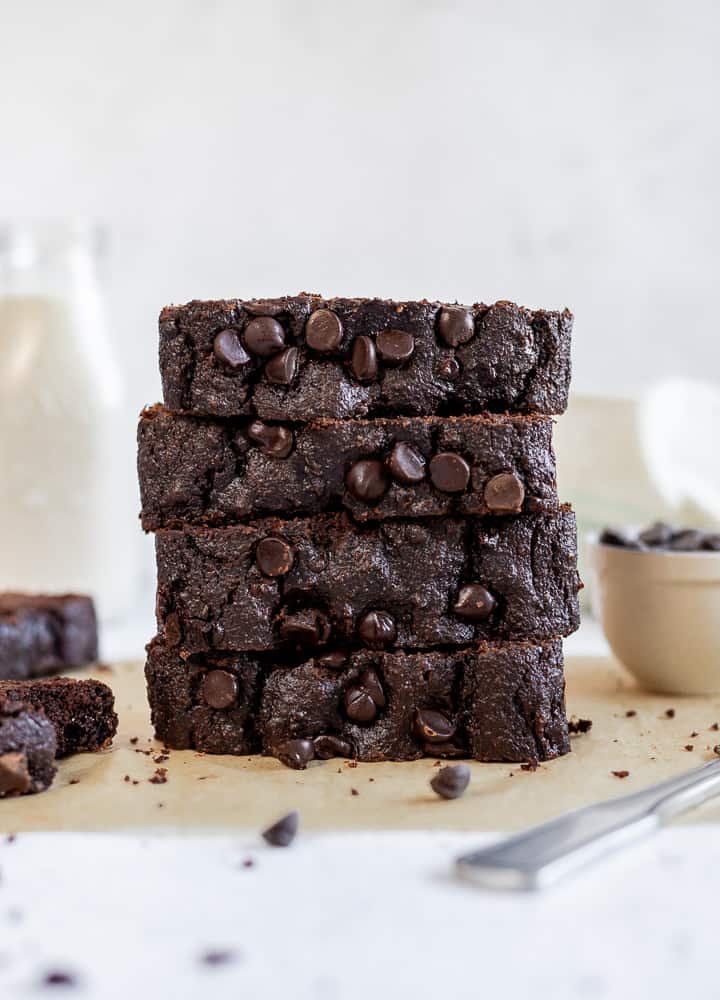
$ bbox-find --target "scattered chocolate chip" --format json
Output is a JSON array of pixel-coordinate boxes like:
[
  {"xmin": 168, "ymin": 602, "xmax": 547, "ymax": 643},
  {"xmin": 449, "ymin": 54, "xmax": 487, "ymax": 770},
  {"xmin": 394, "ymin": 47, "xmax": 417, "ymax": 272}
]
[
  {"xmin": 0, "ymin": 752, "xmax": 30, "ymax": 797},
  {"xmin": 429, "ymin": 452, "xmax": 470, "ymax": 493},
  {"xmin": 346, "ymin": 459, "xmax": 390, "ymax": 501},
  {"xmin": 691, "ymin": 731, "xmax": 700, "ymax": 738},
  {"xmin": 68, "ymin": 778, "xmax": 80, "ymax": 785},
  {"xmin": 521, "ymin": 758, "xmax": 539, "ymax": 772},
  {"xmin": 350, "ymin": 335, "xmax": 378, "ymax": 381},
  {"xmin": 344, "ymin": 687, "xmax": 378, "ymax": 723},
  {"xmin": 568, "ymin": 717, "xmax": 593, "ymax": 735},
  {"xmin": 684, "ymin": 745, "xmax": 694, "ymax": 752},
  {"xmin": 153, "ymin": 753, "xmax": 170, "ymax": 764},
  {"xmin": 625, "ymin": 710, "xmax": 637, "ymax": 718},
  {"xmin": 376, "ymin": 329, "xmax": 414, "ymax": 366},
  {"xmin": 241, "ymin": 857, "xmax": 255, "ymax": 869},
  {"xmin": 350, "ymin": 788, "xmax": 359, "ymax": 796},
  {"xmin": 413, "ymin": 709, "xmax": 455, "ymax": 744},
  {"xmin": 275, "ymin": 738, "xmax": 314, "ymax": 770},
  {"xmin": 43, "ymin": 970, "xmax": 77, "ymax": 988},
  {"xmin": 452, "ymin": 583, "xmax": 496, "ymax": 621},
  {"xmin": 358, "ymin": 610, "xmax": 396, "ymax": 648},
  {"xmin": 279, "ymin": 609, "xmax": 330, "ymax": 646},
  {"xmin": 316, "ymin": 651, "xmax": 347, "ymax": 670},
  {"xmin": 430, "ymin": 763, "xmax": 471, "ymax": 799},
  {"xmin": 436, "ymin": 306, "xmax": 474, "ymax": 347},
  {"xmin": 711, "ymin": 723, "xmax": 719, "ymax": 732},
  {"xmin": 714, "ymin": 745, "xmax": 720, "ymax": 756},
  {"xmin": 305, "ymin": 308, "xmax": 343, "ymax": 351},
  {"xmin": 313, "ymin": 734, "xmax": 353, "ymax": 760},
  {"xmin": 665, "ymin": 709, "xmax": 676, "ymax": 719},
  {"xmin": 262, "ymin": 810, "xmax": 299, "ymax": 847},
  {"xmin": 243, "ymin": 316, "xmax": 285, "ymax": 356},
  {"xmin": 201, "ymin": 949, "xmax": 238, "ymax": 967},
  {"xmin": 149, "ymin": 768, "xmax": 168, "ymax": 784},
  {"xmin": 612, "ymin": 770, "xmax": 630, "ymax": 779},
  {"xmin": 638, "ymin": 522, "xmax": 673, "ymax": 547},
  {"xmin": 256, "ymin": 536, "xmax": 294, "ymax": 577},
  {"xmin": 667, "ymin": 529, "xmax": 705, "ymax": 551},
  {"xmin": 386, "ymin": 441, "xmax": 426, "ymax": 485},
  {"xmin": 213, "ymin": 329, "xmax": 250, "ymax": 370},
  {"xmin": 130, "ymin": 737, "xmax": 139, "ymax": 745},
  {"xmin": 484, "ymin": 472, "xmax": 525, "ymax": 514},
  {"xmin": 599, "ymin": 528, "xmax": 641, "ymax": 549},
  {"xmin": 201, "ymin": 670, "xmax": 238, "ymax": 710},
  {"xmin": 360, "ymin": 668, "xmax": 386, "ymax": 709},
  {"xmin": 437, "ymin": 356, "xmax": 461, "ymax": 380},
  {"xmin": 265, "ymin": 346, "xmax": 298, "ymax": 385},
  {"xmin": 246, "ymin": 421, "xmax": 294, "ymax": 458}
]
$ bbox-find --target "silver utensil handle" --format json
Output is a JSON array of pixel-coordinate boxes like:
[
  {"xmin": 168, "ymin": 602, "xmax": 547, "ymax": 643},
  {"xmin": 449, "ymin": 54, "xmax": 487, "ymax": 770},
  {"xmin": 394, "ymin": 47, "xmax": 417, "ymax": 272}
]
[{"xmin": 456, "ymin": 758, "xmax": 720, "ymax": 891}]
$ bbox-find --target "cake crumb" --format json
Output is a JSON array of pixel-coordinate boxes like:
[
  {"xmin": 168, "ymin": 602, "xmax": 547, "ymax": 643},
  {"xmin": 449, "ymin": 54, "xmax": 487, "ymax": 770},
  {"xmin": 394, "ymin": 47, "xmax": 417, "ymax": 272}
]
[{"xmin": 612, "ymin": 770, "xmax": 630, "ymax": 779}]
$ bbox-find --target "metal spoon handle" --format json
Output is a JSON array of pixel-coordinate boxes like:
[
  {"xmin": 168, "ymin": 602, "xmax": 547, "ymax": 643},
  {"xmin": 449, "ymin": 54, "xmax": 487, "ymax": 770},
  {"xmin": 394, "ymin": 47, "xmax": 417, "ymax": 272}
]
[{"xmin": 456, "ymin": 758, "xmax": 720, "ymax": 891}]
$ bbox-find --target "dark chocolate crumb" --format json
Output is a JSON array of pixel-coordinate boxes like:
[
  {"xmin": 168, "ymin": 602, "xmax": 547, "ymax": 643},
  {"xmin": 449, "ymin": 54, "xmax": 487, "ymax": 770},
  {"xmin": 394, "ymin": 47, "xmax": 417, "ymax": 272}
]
[
  {"xmin": 684, "ymin": 745, "xmax": 694, "ymax": 752},
  {"xmin": 241, "ymin": 858, "xmax": 255, "ymax": 869},
  {"xmin": 153, "ymin": 754, "xmax": 169, "ymax": 764},
  {"xmin": 351, "ymin": 788, "xmax": 359, "ymax": 796},
  {"xmin": 625, "ymin": 710, "xmax": 637, "ymax": 718},
  {"xmin": 521, "ymin": 758, "xmax": 539, "ymax": 772},
  {"xmin": 130, "ymin": 737, "xmax": 139, "ymax": 745},
  {"xmin": 43, "ymin": 970, "xmax": 77, "ymax": 987},
  {"xmin": 711, "ymin": 723, "xmax": 719, "ymax": 732},
  {"xmin": 665, "ymin": 709, "xmax": 676, "ymax": 719},
  {"xmin": 262, "ymin": 810, "xmax": 299, "ymax": 848},
  {"xmin": 714, "ymin": 746, "xmax": 720, "ymax": 757},
  {"xmin": 200, "ymin": 949, "xmax": 238, "ymax": 967},
  {"xmin": 68, "ymin": 778, "xmax": 80, "ymax": 786},
  {"xmin": 149, "ymin": 768, "xmax": 168, "ymax": 785},
  {"xmin": 6, "ymin": 833, "xmax": 16, "ymax": 843},
  {"xmin": 612, "ymin": 770, "xmax": 630, "ymax": 779},
  {"xmin": 347, "ymin": 760, "xmax": 358, "ymax": 768},
  {"xmin": 691, "ymin": 731, "xmax": 700, "ymax": 738},
  {"xmin": 568, "ymin": 717, "xmax": 593, "ymax": 734}
]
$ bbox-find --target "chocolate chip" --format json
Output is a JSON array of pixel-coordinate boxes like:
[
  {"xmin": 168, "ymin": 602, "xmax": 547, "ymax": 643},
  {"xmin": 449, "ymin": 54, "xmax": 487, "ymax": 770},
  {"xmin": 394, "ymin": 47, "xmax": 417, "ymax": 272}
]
[
  {"xmin": 668, "ymin": 529, "xmax": 705, "ymax": 551},
  {"xmin": 638, "ymin": 522, "xmax": 673, "ymax": 547},
  {"xmin": 484, "ymin": 472, "xmax": 525, "ymax": 514},
  {"xmin": 703, "ymin": 533, "xmax": 720, "ymax": 551},
  {"xmin": 262, "ymin": 810, "xmax": 299, "ymax": 847},
  {"xmin": 611, "ymin": 770, "xmax": 630, "ymax": 779},
  {"xmin": 436, "ymin": 306, "xmax": 474, "ymax": 347},
  {"xmin": 568, "ymin": 717, "xmax": 593, "ymax": 735},
  {"xmin": 313, "ymin": 734, "xmax": 353, "ymax": 759},
  {"xmin": 265, "ymin": 346, "xmax": 298, "ymax": 385},
  {"xmin": 429, "ymin": 452, "xmax": 470, "ymax": 493},
  {"xmin": 413, "ymin": 709, "xmax": 456, "ymax": 744},
  {"xmin": 201, "ymin": 670, "xmax": 238, "ymax": 710},
  {"xmin": 386, "ymin": 442, "xmax": 426, "ymax": 485},
  {"xmin": 305, "ymin": 309, "xmax": 343, "ymax": 351},
  {"xmin": 360, "ymin": 667, "xmax": 386, "ymax": 709},
  {"xmin": 599, "ymin": 528, "xmax": 640, "ymax": 549},
  {"xmin": 255, "ymin": 537, "xmax": 294, "ymax": 577},
  {"xmin": 358, "ymin": 610, "xmax": 397, "ymax": 648},
  {"xmin": 43, "ymin": 970, "xmax": 78, "ymax": 987},
  {"xmin": 275, "ymin": 739, "xmax": 314, "ymax": 770},
  {"xmin": 344, "ymin": 687, "xmax": 378, "ymax": 723},
  {"xmin": 452, "ymin": 584, "xmax": 496, "ymax": 621},
  {"xmin": 376, "ymin": 330, "xmax": 414, "ymax": 366},
  {"xmin": 346, "ymin": 459, "xmax": 390, "ymax": 501},
  {"xmin": 316, "ymin": 650, "xmax": 347, "ymax": 670},
  {"xmin": 437, "ymin": 356, "xmax": 461, "ymax": 380},
  {"xmin": 247, "ymin": 421, "xmax": 294, "ymax": 458},
  {"xmin": 430, "ymin": 764, "xmax": 471, "ymax": 800},
  {"xmin": 350, "ymin": 335, "xmax": 378, "ymax": 381},
  {"xmin": 279, "ymin": 609, "xmax": 330, "ymax": 646},
  {"xmin": 0, "ymin": 753, "xmax": 30, "ymax": 797},
  {"xmin": 243, "ymin": 316, "xmax": 285, "ymax": 357},
  {"xmin": 213, "ymin": 329, "xmax": 250, "ymax": 370}
]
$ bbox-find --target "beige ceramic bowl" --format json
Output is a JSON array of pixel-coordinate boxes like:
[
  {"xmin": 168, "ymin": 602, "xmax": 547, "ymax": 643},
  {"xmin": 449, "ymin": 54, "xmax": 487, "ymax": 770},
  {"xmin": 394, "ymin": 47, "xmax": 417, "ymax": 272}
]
[{"xmin": 588, "ymin": 536, "xmax": 720, "ymax": 695}]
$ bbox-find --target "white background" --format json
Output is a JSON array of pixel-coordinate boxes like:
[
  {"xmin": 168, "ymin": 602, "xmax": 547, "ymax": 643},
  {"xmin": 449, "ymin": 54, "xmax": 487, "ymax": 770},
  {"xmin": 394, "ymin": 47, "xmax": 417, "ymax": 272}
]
[{"xmin": 1, "ymin": 0, "xmax": 719, "ymax": 415}]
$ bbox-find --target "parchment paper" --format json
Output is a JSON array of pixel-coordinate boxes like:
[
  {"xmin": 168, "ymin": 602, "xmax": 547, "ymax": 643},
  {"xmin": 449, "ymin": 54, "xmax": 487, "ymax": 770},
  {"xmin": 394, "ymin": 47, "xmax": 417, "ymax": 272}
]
[{"xmin": 2, "ymin": 653, "xmax": 719, "ymax": 833}]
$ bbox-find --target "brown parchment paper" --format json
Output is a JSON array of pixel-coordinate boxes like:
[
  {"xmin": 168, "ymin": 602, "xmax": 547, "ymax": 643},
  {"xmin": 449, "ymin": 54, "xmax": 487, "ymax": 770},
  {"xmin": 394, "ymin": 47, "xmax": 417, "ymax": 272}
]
[{"xmin": 2, "ymin": 654, "xmax": 719, "ymax": 833}]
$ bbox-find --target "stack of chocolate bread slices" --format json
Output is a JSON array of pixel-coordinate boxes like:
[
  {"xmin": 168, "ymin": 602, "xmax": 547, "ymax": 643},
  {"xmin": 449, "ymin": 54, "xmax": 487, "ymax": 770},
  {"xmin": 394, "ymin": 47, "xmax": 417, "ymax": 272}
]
[{"xmin": 138, "ymin": 296, "xmax": 580, "ymax": 769}]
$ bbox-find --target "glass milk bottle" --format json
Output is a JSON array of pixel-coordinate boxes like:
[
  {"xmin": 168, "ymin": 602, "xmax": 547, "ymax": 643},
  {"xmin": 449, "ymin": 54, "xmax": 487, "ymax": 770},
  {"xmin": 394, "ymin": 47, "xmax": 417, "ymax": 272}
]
[{"xmin": 0, "ymin": 222, "xmax": 138, "ymax": 620}]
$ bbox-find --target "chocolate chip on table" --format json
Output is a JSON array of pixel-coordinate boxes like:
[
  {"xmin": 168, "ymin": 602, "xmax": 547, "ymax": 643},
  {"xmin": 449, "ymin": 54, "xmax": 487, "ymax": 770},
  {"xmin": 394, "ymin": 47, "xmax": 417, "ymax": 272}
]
[
  {"xmin": 262, "ymin": 810, "xmax": 299, "ymax": 847},
  {"xmin": 667, "ymin": 529, "xmax": 705, "ymax": 551},
  {"xmin": 350, "ymin": 335, "xmax": 378, "ymax": 381},
  {"xmin": 149, "ymin": 767, "xmax": 168, "ymax": 784},
  {"xmin": 484, "ymin": 472, "xmax": 525, "ymax": 514},
  {"xmin": 313, "ymin": 734, "xmax": 353, "ymax": 759},
  {"xmin": 316, "ymin": 650, "xmax": 347, "ymax": 670},
  {"xmin": 0, "ymin": 752, "xmax": 31, "ymax": 797},
  {"xmin": 201, "ymin": 670, "xmax": 238, "ymax": 710},
  {"xmin": 413, "ymin": 709, "xmax": 456, "ymax": 744},
  {"xmin": 452, "ymin": 584, "xmax": 496, "ymax": 622},
  {"xmin": 255, "ymin": 537, "xmax": 294, "ymax": 577},
  {"xmin": 436, "ymin": 306, "xmax": 474, "ymax": 347},
  {"xmin": 279, "ymin": 609, "xmax": 330, "ymax": 646},
  {"xmin": 611, "ymin": 770, "xmax": 630, "ymax": 779},
  {"xmin": 275, "ymin": 738, "xmax": 314, "ymax": 770},
  {"xmin": 243, "ymin": 316, "xmax": 285, "ymax": 357},
  {"xmin": 213, "ymin": 329, "xmax": 250, "ymax": 370},
  {"xmin": 344, "ymin": 687, "xmax": 378, "ymax": 723},
  {"xmin": 665, "ymin": 708, "xmax": 676, "ymax": 719},
  {"xmin": 358, "ymin": 610, "xmax": 397, "ymax": 647},
  {"xmin": 429, "ymin": 452, "xmax": 470, "ymax": 493},
  {"xmin": 359, "ymin": 668, "xmax": 386, "ymax": 709},
  {"xmin": 683, "ymin": 744, "xmax": 694, "ymax": 752},
  {"xmin": 305, "ymin": 308, "xmax": 343, "ymax": 351},
  {"xmin": 376, "ymin": 330, "xmax": 415, "ymax": 366},
  {"xmin": 386, "ymin": 441, "xmax": 426, "ymax": 485},
  {"xmin": 265, "ymin": 346, "xmax": 298, "ymax": 385},
  {"xmin": 345, "ymin": 459, "xmax": 390, "ymax": 501},
  {"xmin": 598, "ymin": 528, "xmax": 641, "ymax": 550},
  {"xmin": 246, "ymin": 421, "xmax": 294, "ymax": 458},
  {"xmin": 430, "ymin": 764, "xmax": 471, "ymax": 800},
  {"xmin": 568, "ymin": 717, "xmax": 593, "ymax": 735},
  {"xmin": 638, "ymin": 522, "xmax": 673, "ymax": 547}
]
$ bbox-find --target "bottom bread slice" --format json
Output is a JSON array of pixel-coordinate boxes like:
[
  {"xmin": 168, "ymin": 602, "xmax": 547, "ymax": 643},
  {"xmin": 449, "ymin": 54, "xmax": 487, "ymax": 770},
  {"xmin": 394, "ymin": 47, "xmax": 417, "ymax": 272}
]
[{"xmin": 146, "ymin": 638, "xmax": 569, "ymax": 766}]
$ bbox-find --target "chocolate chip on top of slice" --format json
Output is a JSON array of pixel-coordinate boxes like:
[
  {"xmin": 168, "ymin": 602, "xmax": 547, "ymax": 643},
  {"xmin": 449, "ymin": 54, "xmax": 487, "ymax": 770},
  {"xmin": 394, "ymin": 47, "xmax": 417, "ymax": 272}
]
[
  {"xmin": 386, "ymin": 441, "xmax": 426, "ymax": 485},
  {"xmin": 243, "ymin": 316, "xmax": 285, "ymax": 357},
  {"xmin": 436, "ymin": 306, "xmax": 474, "ymax": 347},
  {"xmin": 305, "ymin": 308, "xmax": 343, "ymax": 352}
]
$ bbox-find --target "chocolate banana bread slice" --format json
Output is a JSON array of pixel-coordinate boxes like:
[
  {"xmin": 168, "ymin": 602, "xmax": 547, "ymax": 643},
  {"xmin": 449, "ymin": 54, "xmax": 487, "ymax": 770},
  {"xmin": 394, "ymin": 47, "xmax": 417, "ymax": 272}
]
[
  {"xmin": 159, "ymin": 296, "xmax": 572, "ymax": 420},
  {"xmin": 138, "ymin": 406, "xmax": 558, "ymax": 529},
  {"xmin": 0, "ymin": 697, "xmax": 57, "ymax": 796},
  {"xmin": 0, "ymin": 678, "xmax": 117, "ymax": 757},
  {"xmin": 0, "ymin": 593, "xmax": 98, "ymax": 680},
  {"xmin": 154, "ymin": 509, "xmax": 580, "ymax": 655},
  {"xmin": 145, "ymin": 637, "xmax": 569, "ymax": 765}
]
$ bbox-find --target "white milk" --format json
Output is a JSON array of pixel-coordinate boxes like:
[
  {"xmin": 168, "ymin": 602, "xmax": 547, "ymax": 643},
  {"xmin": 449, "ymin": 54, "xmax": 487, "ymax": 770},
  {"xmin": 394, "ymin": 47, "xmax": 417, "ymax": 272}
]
[{"xmin": 0, "ymin": 230, "xmax": 138, "ymax": 620}]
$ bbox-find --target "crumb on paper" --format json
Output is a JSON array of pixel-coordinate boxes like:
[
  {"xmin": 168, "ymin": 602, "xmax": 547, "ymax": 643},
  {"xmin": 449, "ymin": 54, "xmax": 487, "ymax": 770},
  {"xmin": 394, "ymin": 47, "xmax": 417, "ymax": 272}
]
[
  {"xmin": 520, "ymin": 758, "xmax": 538, "ymax": 772},
  {"xmin": 625, "ymin": 710, "xmax": 637, "ymax": 718},
  {"xmin": 612, "ymin": 770, "xmax": 630, "ymax": 779},
  {"xmin": 149, "ymin": 768, "xmax": 168, "ymax": 785},
  {"xmin": 664, "ymin": 709, "xmax": 676, "ymax": 719},
  {"xmin": 568, "ymin": 717, "xmax": 592, "ymax": 734}
]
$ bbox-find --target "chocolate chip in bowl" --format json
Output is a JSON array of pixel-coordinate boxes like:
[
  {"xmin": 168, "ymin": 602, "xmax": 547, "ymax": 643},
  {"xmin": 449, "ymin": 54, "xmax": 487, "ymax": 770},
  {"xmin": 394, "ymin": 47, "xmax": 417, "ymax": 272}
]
[{"xmin": 589, "ymin": 522, "xmax": 720, "ymax": 693}]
